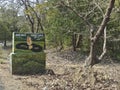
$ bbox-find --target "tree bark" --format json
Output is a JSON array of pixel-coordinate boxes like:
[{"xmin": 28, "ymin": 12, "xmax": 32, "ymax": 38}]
[
  {"xmin": 94, "ymin": 0, "xmax": 115, "ymax": 42},
  {"xmin": 99, "ymin": 27, "xmax": 107, "ymax": 60},
  {"xmin": 72, "ymin": 33, "xmax": 77, "ymax": 51},
  {"xmin": 4, "ymin": 31, "xmax": 7, "ymax": 48},
  {"xmin": 94, "ymin": 1, "xmax": 107, "ymax": 60},
  {"xmin": 72, "ymin": 33, "xmax": 83, "ymax": 51}
]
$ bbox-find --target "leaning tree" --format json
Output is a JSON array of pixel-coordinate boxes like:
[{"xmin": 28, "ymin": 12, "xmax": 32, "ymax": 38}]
[
  {"xmin": 85, "ymin": 0, "xmax": 115, "ymax": 66},
  {"xmin": 59, "ymin": 0, "xmax": 115, "ymax": 66}
]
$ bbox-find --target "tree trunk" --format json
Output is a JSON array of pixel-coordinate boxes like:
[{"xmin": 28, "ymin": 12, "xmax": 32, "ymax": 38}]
[
  {"xmin": 85, "ymin": 27, "xmax": 99, "ymax": 66},
  {"xmin": 72, "ymin": 33, "xmax": 77, "ymax": 51},
  {"xmin": 44, "ymin": 34, "xmax": 46, "ymax": 49},
  {"xmin": 72, "ymin": 33, "xmax": 83, "ymax": 51},
  {"xmin": 85, "ymin": 0, "xmax": 115, "ymax": 66},
  {"xmin": 4, "ymin": 31, "xmax": 7, "ymax": 48},
  {"xmin": 76, "ymin": 34, "xmax": 82, "ymax": 48}
]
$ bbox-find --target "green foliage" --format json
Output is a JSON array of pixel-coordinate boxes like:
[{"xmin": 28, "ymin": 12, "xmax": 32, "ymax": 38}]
[
  {"xmin": 107, "ymin": 40, "xmax": 120, "ymax": 60},
  {"xmin": 0, "ymin": 6, "xmax": 29, "ymax": 43},
  {"xmin": 45, "ymin": 1, "xmax": 81, "ymax": 48},
  {"xmin": 12, "ymin": 53, "xmax": 46, "ymax": 74},
  {"xmin": 44, "ymin": 0, "xmax": 109, "ymax": 50},
  {"xmin": 0, "ymin": 21, "xmax": 11, "ymax": 41},
  {"xmin": 106, "ymin": 0, "xmax": 120, "ymax": 60}
]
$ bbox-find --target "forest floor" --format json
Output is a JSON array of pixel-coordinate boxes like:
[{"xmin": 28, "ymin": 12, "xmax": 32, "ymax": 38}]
[{"xmin": 0, "ymin": 46, "xmax": 120, "ymax": 90}]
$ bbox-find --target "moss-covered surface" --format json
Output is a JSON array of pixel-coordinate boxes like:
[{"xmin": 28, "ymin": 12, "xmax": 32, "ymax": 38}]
[{"xmin": 12, "ymin": 52, "xmax": 46, "ymax": 75}]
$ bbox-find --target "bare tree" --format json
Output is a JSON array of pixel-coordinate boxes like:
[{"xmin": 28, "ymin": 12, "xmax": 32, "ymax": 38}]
[
  {"xmin": 20, "ymin": 0, "xmax": 44, "ymax": 33},
  {"xmin": 85, "ymin": 0, "xmax": 115, "ymax": 66},
  {"xmin": 20, "ymin": 0, "xmax": 35, "ymax": 33}
]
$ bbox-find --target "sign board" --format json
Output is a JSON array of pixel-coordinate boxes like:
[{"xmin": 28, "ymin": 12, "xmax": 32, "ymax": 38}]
[
  {"xmin": 10, "ymin": 32, "xmax": 46, "ymax": 74},
  {"xmin": 13, "ymin": 33, "xmax": 45, "ymax": 53}
]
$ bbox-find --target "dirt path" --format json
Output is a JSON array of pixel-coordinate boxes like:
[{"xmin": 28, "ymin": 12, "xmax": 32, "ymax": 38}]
[
  {"xmin": 0, "ymin": 45, "xmax": 36, "ymax": 90},
  {"xmin": 0, "ymin": 78, "xmax": 4, "ymax": 90},
  {"xmin": 0, "ymin": 62, "xmax": 37, "ymax": 90},
  {"xmin": 0, "ymin": 48, "xmax": 81, "ymax": 90},
  {"xmin": 0, "ymin": 47, "xmax": 120, "ymax": 90}
]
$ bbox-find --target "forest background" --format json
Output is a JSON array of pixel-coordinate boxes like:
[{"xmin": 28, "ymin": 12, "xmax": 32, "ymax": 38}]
[{"xmin": 0, "ymin": 0, "xmax": 119, "ymax": 66}]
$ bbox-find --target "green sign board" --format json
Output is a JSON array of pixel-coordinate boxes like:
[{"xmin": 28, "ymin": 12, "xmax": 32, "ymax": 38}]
[
  {"xmin": 11, "ymin": 32, "xmax": 46, "ymax": 74},
  {"xmin": 14, "ymin": 33, "xmax": 45, "ymax": 53}
]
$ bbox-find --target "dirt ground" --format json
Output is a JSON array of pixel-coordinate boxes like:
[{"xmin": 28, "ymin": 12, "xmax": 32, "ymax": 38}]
[{"xmin": 0, "ymin": 47, "xmax": 120, "ymax": 90}]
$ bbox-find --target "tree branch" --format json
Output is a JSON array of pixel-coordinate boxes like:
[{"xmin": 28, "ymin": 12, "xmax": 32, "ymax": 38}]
[
  {"xmin": 99, "ymin": 27, "xmax": 107, "ymax": 60},
  {"xmin": 21, "ymin": 0, "xmax": 35, "ymax": 33},
  {"xmin": 94, "ymin": 0, "xmax": 107, "ymax": 60},
  {"xmin": 94, "ymin": 0, "xmax": 115, "ymax": 42},
  {"xmin": 59, "ymin": 1, "xmax": 92, "ymax": 28}
]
